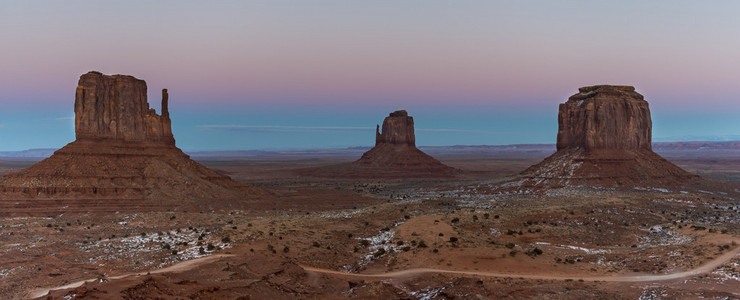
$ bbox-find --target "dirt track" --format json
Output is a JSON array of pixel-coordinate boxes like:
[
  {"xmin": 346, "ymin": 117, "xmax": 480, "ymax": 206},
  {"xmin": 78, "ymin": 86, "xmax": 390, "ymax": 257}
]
[
  {"xmin": 31, "ymin": 241, "xmax": 740, "ymax": 298},
  {"xmin": 28, "ymin": 254, "xmax": 233, "ymax": 299},
  {"xmin": 302, "ymin": 240, "xmax": 740, "ymax": 282}
]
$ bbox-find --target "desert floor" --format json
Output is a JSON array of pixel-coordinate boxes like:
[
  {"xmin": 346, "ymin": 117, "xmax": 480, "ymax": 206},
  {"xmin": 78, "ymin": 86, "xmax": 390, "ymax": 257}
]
[{"xmin": 1, "ymin": 151, "xmax": 739, "ymax": 299}]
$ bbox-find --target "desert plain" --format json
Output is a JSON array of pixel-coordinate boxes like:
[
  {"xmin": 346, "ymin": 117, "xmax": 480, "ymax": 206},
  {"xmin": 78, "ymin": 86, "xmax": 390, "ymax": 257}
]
[{"xmin": 0, "ymin": 144, "xmax": 738, "ymax": 299}]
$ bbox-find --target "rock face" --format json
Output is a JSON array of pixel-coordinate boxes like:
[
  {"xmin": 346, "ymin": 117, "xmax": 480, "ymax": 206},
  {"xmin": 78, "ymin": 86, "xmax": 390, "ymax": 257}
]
[
  {"xmin": 75, "ymin": 71, "xmax": 174, "ymax": 144},
  {"xmin": 0, "ymin": 72, "xmax": 259, "ymax": 216},
  {"xmin": 556, "ymin": 85, "xmax": 651, "ymax": 151},
  {"xmin": 375, "ymin": 110, "xmax": 415, "ymax": 146},
  {"xmin": 509, "ymin": 85, "xmax": 697, "ymax": 189}
]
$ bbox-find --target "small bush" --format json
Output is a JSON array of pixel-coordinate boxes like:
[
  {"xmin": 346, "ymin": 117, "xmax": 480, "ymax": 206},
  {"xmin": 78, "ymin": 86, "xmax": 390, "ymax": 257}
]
[
  {"xmin": 222, "ymin": 236, "xmax": 231, "ymax": 243},
  {"xmin": 449, "ymin": 237, "xmax": 458, "ymax": 243},
  {"xmin": 451, "ymin": 218, "xmax": 460, "ymax": 223},
  {"xmin": 505, "ymin": 243, "xmax": 515, "ymax": 249},
  {"xmin": 312, "ymin": 241, "xmax": 321, "ymax": 247},
  {"xmin": 418, "ymin": 240, "xmax": 428, "ymax": 248}
]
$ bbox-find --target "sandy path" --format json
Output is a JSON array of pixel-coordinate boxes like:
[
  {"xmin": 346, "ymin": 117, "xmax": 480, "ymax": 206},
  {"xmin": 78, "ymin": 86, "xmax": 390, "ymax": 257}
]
[
  {"xmin": 28, "ymin": 254, "xmax": 233, "ymax": 299},
  {"xmin": 302, "ymin": 241, "xmax": 740, "ymax": 283}
]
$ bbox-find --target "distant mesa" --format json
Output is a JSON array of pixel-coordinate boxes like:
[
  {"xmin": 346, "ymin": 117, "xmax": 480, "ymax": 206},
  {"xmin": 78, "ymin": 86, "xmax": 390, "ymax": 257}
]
[
  {"xmin": 0, "ymin": 71, "xmax": 260, "ymax": 216},
  {"xmin": 508, "ymin": 85, "xmax": 698, "ymax": 189},
  {"xmin": 299, "ymin": 110, "xmax": 458, "ymax": 178}
]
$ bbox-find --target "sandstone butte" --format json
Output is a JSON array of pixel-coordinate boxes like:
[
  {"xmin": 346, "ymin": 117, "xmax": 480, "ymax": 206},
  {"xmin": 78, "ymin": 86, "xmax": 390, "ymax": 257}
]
[
  {"xmin": 0, "ymin": 71, "xmax": 260, "ymax": 216},
  {"xmin": 512, "ymin": 85, "xmax": 698, "ymax": 189},
  {"xmin": 299, "ymin": 110, "xmax": 458, "ymax": 178}
]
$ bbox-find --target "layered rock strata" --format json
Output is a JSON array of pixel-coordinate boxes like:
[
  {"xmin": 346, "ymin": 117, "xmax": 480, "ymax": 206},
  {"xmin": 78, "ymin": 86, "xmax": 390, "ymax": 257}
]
[
  {"xmin": 511, "ymin": 85, "xmax": 697, "ymax": 189},
  {"xmin": 0, "ymin": 72, "xmax": 258, "ymax": 216}
]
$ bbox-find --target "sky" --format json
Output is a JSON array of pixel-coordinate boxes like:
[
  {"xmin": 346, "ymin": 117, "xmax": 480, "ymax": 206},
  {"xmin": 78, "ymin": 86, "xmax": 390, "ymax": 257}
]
[{"xmin": 0, "ymin": 1, "xmax": 739, "ymax": 151}]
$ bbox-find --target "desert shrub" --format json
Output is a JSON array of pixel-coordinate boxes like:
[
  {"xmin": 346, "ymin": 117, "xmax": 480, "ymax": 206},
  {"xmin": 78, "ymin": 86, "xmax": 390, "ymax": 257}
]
[
  {"xmin": 283, "ymin": 246, "xmax": 290, "ymax": 253},
  {"xmin": 222, "ymin": 236, "xmax": 231, "ymax": 243},
  {"xmin": 451, "ymin": 217, "xmax": 460, "ymax": 223},
  {"xmin": 449, "ymin": 237, "xmax": 458, "ymax": 243},
  {"xmin": 483, "ymin": 213, "xmax": 490, "ymax": 219},
  {"xmin": 313, "ymin": 241, "xmax": 321, "ymax": 247},
  {"xmin": 526, "ymin": 247, "xmax": 543, "ymax": 257},
  {"xmin": 509, "ymin": 250, "xmax": 517, "ymax": 257},
  {"xmin": 162, "ymin": 243, "xmax": 171, "ymax": 250},
  {"xmin": 359, "ymin": 240, "xmax": 370, "ymax": 247},
  {"xmin": 207, "ymin": 243, "xmax": 215, "ymax": 251},
  {"xmin": 172, "ymin": 250, "xmax": 178, "ymax": 255},
  {"xmin": 418, "ymin": 240, "xmax": 428, "ymax": 248},
  {"xmin": 505, "ymin": 243, "xmax": 515, "ymax": 249},
  {"xmin": 373, "ymin": 248, "xmax": 386, "ymax": 257}
]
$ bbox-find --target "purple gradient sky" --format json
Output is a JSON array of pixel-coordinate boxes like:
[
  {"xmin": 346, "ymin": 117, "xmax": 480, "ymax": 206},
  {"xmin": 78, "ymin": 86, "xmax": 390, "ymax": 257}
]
[{"xmin": 0, "ymin": 1, "xmax": 739, "ymax": 150}]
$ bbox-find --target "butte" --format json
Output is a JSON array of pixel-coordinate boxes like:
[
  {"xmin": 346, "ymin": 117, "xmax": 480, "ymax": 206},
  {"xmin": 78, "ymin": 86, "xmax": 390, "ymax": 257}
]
[
  {"xmin": 506, "ymin": 85, "xmax": 697, "ymax": 190},
  {"xmin": 300, "ymin": 110, "xmax": 457, "ymax": 178},
  {"xmin": 0, "ymin": 71, "xmax": 260, "ymax": 216}
]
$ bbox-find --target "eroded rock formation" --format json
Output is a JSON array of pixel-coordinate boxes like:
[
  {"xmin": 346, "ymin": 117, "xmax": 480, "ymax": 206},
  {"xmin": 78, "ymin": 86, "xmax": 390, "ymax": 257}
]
[
  {"xmin": 374, "ymin": 110, "xmax": 415, "ymax": 146},
  {"xmin": 75, "ymin": 71, "xmax": 174, "ymax": 144},
  {"xmin": 296, "ymin": 110, "xmax": 457, "ymax": 178},
  {"xmin": 509, "ymin": 85, "xmax": 697, "ymax": 189},
  {"xmin": 0, "ymin": 72, "xmax": 259, "ymax": 216},
  {"xmin": 556, "ymin": 85, "xmax": 651, "ymax": 151}
]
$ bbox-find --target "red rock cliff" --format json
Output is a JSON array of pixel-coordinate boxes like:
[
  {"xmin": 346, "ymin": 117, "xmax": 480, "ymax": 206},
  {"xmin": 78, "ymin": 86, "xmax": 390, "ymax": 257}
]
[
  {"xmin": 74, "ymin": 71, "xmax": 175, "ymax": 144},
  {"xmin": 375, "ymin": 110, "xmax": 415, "ymax": 147},
  {"xmin": 556, "ymin": 85, "xmax": 651, "ymax": 152}
]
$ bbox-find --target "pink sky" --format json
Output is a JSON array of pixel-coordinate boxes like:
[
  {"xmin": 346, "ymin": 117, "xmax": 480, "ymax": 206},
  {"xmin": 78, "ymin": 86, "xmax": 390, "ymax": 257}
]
[{"xmin": 0, "ymin": 1, "xmax": 738, "ymax": 150}]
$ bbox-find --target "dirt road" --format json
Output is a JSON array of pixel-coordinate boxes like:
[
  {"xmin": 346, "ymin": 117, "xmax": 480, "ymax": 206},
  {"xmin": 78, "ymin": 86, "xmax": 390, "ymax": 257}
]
[
  {"xmin": 29, "ymin": 241, "xmax": 740, "ymax": 298},
  {"xmin": 302, "ymin": 241, "xmax": 740, "ymax": 282},
  {"xmin": 28, "ymin": 254, "xmax": 233, "ymax": 299}
]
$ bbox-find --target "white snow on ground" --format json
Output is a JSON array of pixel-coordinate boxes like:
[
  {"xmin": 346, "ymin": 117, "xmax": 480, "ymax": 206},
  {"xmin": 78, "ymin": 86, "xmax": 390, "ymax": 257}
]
[
  {"xmin": 409, "ymin": 286, "xmax": 447, "ymax": 300},
  {"xmin": 534, "ymin": 242, "xmax": 610, "ymax": 254},
  {"xmin": 78, "ymin": 229, "xmax": 229, "ymax": 270},
  {"xmin": 638, "ymin": 227, "xmax": 693, "ymax": 247},
  {"xmin": 712, "ymin": 259, "xmax": 740, "ymax": 283},
  {"xmin": 0, "ymin": 266, "xmax": 23, "ymax": 278},
  {"xmin": 344, "ymin": 221, "xmax": 406, "ymax": 271},
  {"xmin": 639, "ymin": 288, "xmax": 668, "ymax": 300}
]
